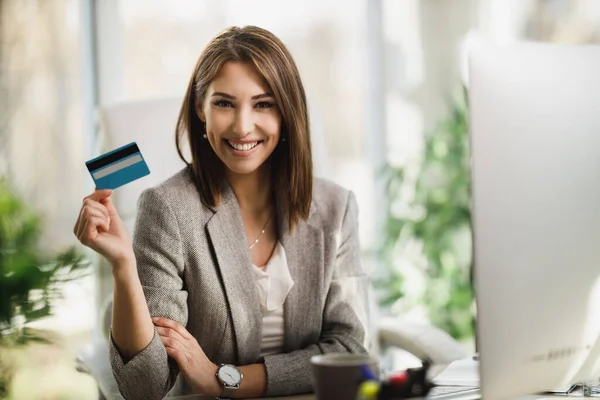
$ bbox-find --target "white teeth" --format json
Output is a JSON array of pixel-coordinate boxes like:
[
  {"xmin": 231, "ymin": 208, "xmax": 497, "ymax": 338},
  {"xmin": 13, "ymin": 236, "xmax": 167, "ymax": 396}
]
[{"xmin": 228, "ymin": 140, "xmax": 258, "ymax": 151}]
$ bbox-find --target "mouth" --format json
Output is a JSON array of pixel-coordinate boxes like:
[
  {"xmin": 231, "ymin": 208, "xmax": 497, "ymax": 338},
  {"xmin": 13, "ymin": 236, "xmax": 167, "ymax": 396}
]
[{"xmin": 225, "ymin": 139, "xmax": 263, "ymax": 155}]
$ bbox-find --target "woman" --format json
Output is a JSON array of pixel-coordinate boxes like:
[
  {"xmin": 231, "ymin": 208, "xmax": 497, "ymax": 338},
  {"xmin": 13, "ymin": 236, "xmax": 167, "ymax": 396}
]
[{"xmin": 74, "ymin": 26, "xmax": 368, "ymax": 399}]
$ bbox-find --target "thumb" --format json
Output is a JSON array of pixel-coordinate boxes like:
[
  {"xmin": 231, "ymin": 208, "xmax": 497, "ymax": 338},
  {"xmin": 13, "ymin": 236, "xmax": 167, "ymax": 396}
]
[
  {"xmin": 91, "ymin": 188, "xmax": 113, "ymax": 201},
  {"xmin": 99, "ymin": 193, "xmax": 119, "ymax": 218},
  {"xmin": 93, "ymin": 187, "xmax": 119, "ymax": 218}
]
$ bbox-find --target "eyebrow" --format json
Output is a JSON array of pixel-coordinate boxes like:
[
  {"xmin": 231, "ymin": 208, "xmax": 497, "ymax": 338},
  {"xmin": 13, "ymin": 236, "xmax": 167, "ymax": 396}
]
[{"xmin": 211, "ymin": 92, "xmax": 274, "ymax": 100}]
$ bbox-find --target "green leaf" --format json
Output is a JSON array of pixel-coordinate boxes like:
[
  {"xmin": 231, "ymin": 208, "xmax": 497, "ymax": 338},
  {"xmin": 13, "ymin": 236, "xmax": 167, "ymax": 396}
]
[
  {"xmin": 378, "ymin": 87, "xmax": 475, "ymax": 340},
  {"xmin": 0, "ymin": 176, "xmax": 91, "ymax": 345}
]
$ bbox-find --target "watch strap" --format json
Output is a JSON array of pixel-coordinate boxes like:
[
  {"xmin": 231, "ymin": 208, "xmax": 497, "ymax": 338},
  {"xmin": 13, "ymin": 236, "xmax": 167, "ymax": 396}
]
[
  {"xmin": 221, "ymin": 385, "xmax": 239, "ymax": 396},
  {"xmin": 215, "ymin": 364, "xmax": 241, "ymax": 399}
]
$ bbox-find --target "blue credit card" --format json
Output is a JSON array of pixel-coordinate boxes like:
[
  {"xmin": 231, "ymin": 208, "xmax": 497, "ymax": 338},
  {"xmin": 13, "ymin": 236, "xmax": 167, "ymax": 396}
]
[{"xmin": 86, "ymin": 142, "xmax": 150, "ymax": 190}]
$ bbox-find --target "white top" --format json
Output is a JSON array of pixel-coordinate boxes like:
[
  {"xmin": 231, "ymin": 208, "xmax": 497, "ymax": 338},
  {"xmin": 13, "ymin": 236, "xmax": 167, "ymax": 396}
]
[{"xmin": 251, "ymin": 242, "xmax": 295, "ymax": 357}]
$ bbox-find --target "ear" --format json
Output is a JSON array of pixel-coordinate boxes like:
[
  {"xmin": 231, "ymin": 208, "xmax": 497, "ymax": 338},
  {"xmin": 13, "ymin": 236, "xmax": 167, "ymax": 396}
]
[{"xmin": 196, "ymin": 102, "xmax": 206, "ymax": 123}]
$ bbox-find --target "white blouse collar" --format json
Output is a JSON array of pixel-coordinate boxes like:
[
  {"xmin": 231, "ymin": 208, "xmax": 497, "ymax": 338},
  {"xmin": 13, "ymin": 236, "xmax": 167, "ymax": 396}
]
[{"xmin": 252, "ymin": 242, "xmax": 295, "ymax": 312}]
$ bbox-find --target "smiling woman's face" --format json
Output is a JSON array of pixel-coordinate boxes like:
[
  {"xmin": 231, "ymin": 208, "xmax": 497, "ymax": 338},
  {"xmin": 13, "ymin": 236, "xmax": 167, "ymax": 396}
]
[{"xmin": 198, "ymin": 61, "xmax": 282, "ymax": 177}]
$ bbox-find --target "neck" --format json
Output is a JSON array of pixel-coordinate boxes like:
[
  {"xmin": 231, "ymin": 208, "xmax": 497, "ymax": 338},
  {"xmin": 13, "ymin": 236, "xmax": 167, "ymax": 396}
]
[{"xmin": 226, "ymin": 163, "xmax": 272, "ymax": 216}]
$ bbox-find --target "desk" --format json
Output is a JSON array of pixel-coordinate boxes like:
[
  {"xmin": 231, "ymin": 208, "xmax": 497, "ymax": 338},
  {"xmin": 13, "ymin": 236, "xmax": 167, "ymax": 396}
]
[
  {"xmin": 165, "ymin": 394, "xmax": 594, "ymax": 400},
  {"xmin": 166, "ymin": 392, "xmax": 598, "ymax": 400},
  {"xmin": 166, "ymin": 396, "xmax": 314, "ymax": 400}
]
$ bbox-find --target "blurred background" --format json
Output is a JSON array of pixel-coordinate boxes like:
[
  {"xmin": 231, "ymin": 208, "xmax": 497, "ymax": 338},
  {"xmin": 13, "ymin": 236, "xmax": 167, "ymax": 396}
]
[{"xmin": 2, "ymin": 0, "xmax": 600, "ymax": 398}]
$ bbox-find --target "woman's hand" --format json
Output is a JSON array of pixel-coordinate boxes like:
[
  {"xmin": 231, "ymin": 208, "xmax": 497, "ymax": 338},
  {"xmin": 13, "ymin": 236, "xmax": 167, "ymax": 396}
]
[
  {"xmin": 152, "ymin": 317, "xmax": 221, "ymax": 396},
  {"xmin": 74, "ymin": 189, "xmax": 134, "ymax": 266}
]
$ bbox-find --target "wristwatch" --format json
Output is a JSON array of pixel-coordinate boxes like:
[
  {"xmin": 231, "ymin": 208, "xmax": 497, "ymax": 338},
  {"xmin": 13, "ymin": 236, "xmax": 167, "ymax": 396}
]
[{"xmin": 215, "ymin": 364, "xmax": 243, "ymax": 398}]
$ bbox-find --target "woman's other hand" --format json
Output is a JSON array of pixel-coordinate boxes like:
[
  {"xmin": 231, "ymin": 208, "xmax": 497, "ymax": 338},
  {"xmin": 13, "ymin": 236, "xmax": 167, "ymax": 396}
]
[
  {"xmin": 74, "ymin": 189, "xmax": 134, "ymax": 266},
  {"xmin": 152, "ymin": 317, "xmax": 221, "ymax": 396}
]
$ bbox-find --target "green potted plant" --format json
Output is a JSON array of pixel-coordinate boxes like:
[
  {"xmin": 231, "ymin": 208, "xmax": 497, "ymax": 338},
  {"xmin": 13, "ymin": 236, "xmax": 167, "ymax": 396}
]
[
  {"xmin": 0, "ymin": 176, "xmax": 89, "ymax": 397},
  {"xmin": 377, "ymin": 88, "xmax": 475, "ymax": 340}
]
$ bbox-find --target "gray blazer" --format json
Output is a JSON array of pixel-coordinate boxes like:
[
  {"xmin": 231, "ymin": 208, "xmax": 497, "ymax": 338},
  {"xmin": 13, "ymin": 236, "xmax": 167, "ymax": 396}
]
[{"xmin": 109, "ymin": 167, "xmax": 368, "ymax": 399}]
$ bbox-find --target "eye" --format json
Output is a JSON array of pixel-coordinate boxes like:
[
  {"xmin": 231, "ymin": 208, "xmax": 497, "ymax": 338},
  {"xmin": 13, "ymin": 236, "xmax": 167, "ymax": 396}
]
[
  {"xmin": 214, "ymin": 100, "xmax": 234, "ymax": 108},
  {"xmin": 255, "ymin": 101, "xmax": 275, "ymax": 109}
]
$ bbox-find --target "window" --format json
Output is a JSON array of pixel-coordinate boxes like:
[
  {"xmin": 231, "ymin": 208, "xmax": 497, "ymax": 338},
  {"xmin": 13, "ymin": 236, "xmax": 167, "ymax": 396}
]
[{"xmin": 95, "ymin": 0, "xmax": 378, "ymax": 250}]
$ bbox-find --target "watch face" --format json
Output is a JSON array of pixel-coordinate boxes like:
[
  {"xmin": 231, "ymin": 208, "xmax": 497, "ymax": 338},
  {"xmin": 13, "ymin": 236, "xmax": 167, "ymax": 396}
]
[{"xmin": 218, "ymin": 365, "xmax": 241, "ymax": 386}]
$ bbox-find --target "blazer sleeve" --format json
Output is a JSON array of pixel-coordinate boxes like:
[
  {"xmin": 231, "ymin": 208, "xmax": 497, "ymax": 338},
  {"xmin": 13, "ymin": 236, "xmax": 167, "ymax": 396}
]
[
  {"xmin": 108, "ymin": 188, "xmax": 188, "ymax": 400},
  {"xmin": 262, "ymin": 191, "xmax": 369, "ymax": 396}
]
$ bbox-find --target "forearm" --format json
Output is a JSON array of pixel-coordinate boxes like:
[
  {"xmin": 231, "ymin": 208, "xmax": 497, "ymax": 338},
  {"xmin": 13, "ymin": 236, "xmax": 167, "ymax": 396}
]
[
  {"xmin": 221, "ymin": 363, "xmax": 267, "ymax": 399},
  {"xmin": 262, "ymin": 333, "xmax": 367, "ymax": 396},
  {"xmin": 111, "ymin": 258, "xmax": 155, "ymax": 361}
]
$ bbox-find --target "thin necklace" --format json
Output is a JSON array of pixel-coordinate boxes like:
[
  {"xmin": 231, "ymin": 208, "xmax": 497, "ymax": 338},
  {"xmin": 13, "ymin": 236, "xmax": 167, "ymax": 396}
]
[{"xmin": 249, "ymin": 214, "xmax": 271, "ymax": 250}]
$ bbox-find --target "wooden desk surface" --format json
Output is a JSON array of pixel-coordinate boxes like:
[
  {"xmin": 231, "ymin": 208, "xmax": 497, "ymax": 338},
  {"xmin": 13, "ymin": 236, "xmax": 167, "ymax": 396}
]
[
  {"xmin": 165, "ymin": 390, "xmax": 595, "ymax": 400},
  {"xmin": 166, "ymin": 394, "xmax": 591, "ymax": 400},
  {"xmin": 166, "ymin": 395, "xmax": 314, "ymax": 400}
]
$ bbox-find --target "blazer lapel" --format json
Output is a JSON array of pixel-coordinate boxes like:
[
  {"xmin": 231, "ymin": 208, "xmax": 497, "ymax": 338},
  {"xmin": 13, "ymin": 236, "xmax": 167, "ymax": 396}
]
[
  {"xmin": 206, "ymin": 182, "xmax": 262, "ymax": 365},
  {"xmin": 280, "ymin": 204, "xmax": 325, "ymax": 351}
]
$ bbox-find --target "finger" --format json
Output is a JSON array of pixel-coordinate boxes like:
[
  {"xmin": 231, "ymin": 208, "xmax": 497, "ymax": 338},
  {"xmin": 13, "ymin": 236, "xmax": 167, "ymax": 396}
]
[
  {"xmin": 165, "ymin": 346, "xmax": 178, "ymax": 356},
  {"xmin": 152, "ymin": 317, "xmax": 193, "ymax": 340},
  {"xmin": 164, "ymin": 346, "xmax": 183, "ymax": 363},
  {"xmin": 90, "ymin": 215, "xmax": 111, "ymax": 233},
  {"xmin": 165, "ymin": 347, "xmax": 180, "ymax": 359},
  {"xmin": 84, "ymin": 188, "xmax": 113, "ymax": 202},
  {"xmin": 88, "ymin": 187, "xmax": 117, "ymax": 217},
  {"xmin": 74, "ymin": 201, "xmax": 93, "ymax": 237},
  {"xmin": 80, "ymin": 217, "xmax": 110, "ymax": 245},
  {"xmin": 155, "ymin": 326, "xmax": 186, "ymax": 342},
  {"xmin": 78, "ymin": 216, "xmax": 110, "ymax": 244},
  {"xmin": 76, "ymin": 207, "xmax": 109, "ymax": 238},
  {"xmin": 76, "ymin": 218, "xmax": 90, "ymax": 244},
  {"xmin": 159, "ymin": 335, "xmax": 178, "ymax": 349},
  {"xmin": 82, "ymin": 201, "xmax": 110, "ymax": 222},
  {"xmin": 73, "ymin": 210, "xmax": 83, "ymax": 237},
  {"xmin": 99, "ymin": 194, "xmax": 118, "ymax": 218},
  {"xmin": 76, "ymin": 201, "xmax": 110, "ymax": 237},
  {"xmin": 75, "ymin": 208, "xmax": 89, "ymax": 239}
]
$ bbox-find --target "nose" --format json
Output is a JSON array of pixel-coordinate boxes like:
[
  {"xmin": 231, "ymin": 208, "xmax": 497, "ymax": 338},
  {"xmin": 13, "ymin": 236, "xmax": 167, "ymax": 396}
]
[{"xmin": 232, "ymin": 106, "xmax": 255, "ymax": 137}]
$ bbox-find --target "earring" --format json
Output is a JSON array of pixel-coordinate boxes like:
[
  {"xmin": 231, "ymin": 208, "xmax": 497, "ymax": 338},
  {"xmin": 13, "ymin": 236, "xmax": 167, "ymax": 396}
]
[
  {"xmin": 203, "ymin": 134, "xmax": 207, "ymax": 139},
  {"xmin": 281, "ymin": 136, "xmax": 286, "ymax": 142}
]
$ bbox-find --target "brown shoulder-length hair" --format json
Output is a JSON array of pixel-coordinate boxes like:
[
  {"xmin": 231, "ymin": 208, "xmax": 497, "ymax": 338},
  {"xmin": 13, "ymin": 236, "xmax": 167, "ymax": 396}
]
[{"xmin": 176, "ymin": 26, "xmax": 312, "ymax": 231}]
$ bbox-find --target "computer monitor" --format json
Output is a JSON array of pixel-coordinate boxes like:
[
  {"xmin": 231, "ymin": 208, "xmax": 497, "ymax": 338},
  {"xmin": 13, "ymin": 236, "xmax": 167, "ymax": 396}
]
[{"xmin": 470, "ymin": 42, "xmax": 600, "ymax": 400}]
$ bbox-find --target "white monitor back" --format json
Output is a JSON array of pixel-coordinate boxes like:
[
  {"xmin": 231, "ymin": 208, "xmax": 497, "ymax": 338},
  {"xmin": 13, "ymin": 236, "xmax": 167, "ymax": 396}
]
[{"xmin": 470, "ymin": 43, "xmax": 600, "ymax": 400}]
